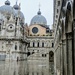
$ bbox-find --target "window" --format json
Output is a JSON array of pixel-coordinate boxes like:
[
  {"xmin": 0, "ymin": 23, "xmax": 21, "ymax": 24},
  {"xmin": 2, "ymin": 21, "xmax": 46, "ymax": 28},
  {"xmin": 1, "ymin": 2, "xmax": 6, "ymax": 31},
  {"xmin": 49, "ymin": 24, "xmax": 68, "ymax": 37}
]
[
  {"xmin": 45, "ymin": 54, "xmax": 47, "ymax": 57},
  {"xmin": 15, "ymin": 45, "xmax": 17, "ymax": 50},
  {"xmin": 42, "ymin": 42, "xmax": 44, "ymax": 47},
  {"xmin": 37, "ymin": 42, "xmax": 39, "ymax": 47},
  {"xmin": 56, "ymin": 15, "xmax": 58, "ymax": 18},
  {"xmin": 52, "ymin": 43, "xmax": 54, "ymax": 47},
  {"xmin": 58, "ymin": 1, "xmax": 60, "ymax": 6},
  {"xmin": 32, "ymin": 27, "xmax": 38, "ymax": 34},
  {"xmin": 0, "ymin": 23, "xmax": 1, "ymax": 31},
  {"xmin": 57, "ymin": 9, "xmax": 59, "ymax": 13},
  {"xmin": 42, "ymin": 54, "xmax": 44, "ymax": 57},
  {"xmin": 10, "ymin": 26, "xmax": 12, "ymax": 29},
  {"xmin": 49, "ymin": 51, "xmax": 54, "ymax": 62},
  {"xmin": 46, "ymin": 29, "xmax": 49, "ymax": 33},
  {"xmin": 42, "ymin": 54, "xmax": 47, "ymax": 57},
  {"xmin": 33, "ymin": 42, "xmax": 35, "ymax": 47}
]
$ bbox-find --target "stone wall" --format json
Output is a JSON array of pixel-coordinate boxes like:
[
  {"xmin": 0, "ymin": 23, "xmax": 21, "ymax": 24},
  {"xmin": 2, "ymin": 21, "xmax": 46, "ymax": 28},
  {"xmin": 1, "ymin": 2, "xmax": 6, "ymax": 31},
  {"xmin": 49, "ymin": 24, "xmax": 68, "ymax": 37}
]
[{"xmin": 53, "ymin": 0, "xmax": 74, "ymax": 75}]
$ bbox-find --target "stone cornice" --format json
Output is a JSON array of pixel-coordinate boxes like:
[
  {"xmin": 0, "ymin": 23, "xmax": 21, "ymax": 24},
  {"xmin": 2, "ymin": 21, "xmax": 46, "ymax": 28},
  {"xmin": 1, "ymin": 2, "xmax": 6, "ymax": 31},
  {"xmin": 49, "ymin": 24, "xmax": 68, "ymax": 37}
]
[{"xmin": 27, "ymin": 36, "xmax": 54, "ymax": 39}]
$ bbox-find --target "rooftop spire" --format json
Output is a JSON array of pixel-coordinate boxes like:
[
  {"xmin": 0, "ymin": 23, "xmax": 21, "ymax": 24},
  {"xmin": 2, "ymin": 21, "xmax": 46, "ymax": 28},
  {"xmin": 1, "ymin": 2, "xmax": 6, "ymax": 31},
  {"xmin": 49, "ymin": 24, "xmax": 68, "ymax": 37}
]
[
  {"xmin": 39, "ymin": 3, "xmax": 41, "ymax": 10},
  {"xmin": 37, "ymin": 3, "xmax": 41, "ymax": 15},
  {"xmin": 13, "ymin": 0, "xmax": 20, "ymax": 10},
  {"xmin": 16, "ymin": 0, "xmax": 18, "ymax": 5},
  {"xmin": 19, "ymin": 3, "xmax": 21, "ymax": 10}
]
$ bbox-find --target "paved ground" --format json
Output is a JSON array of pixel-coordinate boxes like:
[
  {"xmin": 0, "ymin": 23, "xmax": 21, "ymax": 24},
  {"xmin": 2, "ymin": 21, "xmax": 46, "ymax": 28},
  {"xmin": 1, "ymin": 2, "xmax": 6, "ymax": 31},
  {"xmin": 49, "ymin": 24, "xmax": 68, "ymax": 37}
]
[{"xmin": 0, "ymin": 60, "xmax": 54, "ymax": 75}]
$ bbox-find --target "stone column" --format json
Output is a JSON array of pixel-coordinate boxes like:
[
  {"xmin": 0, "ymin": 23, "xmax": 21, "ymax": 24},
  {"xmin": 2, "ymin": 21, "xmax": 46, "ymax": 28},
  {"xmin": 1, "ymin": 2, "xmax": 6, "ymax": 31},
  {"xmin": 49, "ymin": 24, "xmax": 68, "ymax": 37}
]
[
  {"xmin": 54, "ymin": 49, "xmax": 57, "ymax": 75},
  {"xmin": 62, "ymin": 39, "xmax": 67, "ymax": 75},
  {"xmin": 60, "ymin": 41, "xmax": 63, "ymax": 75},
  {"xmin": 73, "ymin": 20, "xmax": 75, "ymax": 75},
  {"xmin": 66, "ymin": 33, "xmax": 73, "ymax": 75},
  {"xmin": 26, "ymin": 44, "xmax": 28, "ymax": 59}
]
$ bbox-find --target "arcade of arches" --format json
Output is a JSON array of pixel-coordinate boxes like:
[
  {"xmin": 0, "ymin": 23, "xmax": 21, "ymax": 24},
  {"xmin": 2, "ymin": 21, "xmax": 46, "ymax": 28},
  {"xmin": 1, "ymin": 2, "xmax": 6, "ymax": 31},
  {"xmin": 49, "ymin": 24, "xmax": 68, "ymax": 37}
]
[{"xmin": 53, "ymin": 0, "xmax": 75, "ymax": 75}]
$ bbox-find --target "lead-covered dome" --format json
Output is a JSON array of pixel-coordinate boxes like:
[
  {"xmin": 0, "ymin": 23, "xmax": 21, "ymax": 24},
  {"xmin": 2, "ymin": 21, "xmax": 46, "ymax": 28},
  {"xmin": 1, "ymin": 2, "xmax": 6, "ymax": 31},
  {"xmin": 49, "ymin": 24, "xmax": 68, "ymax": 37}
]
[
  {"xmin": 0, "ymin": 0, "xmax": 15, "ymax": 19},
  {"xmin": 30, "ymin": 9, "xmax": 47, "ymax": 25},
  {"xmin": 13, "ymin": 2, "xmax": 25, "ymax": 26},
  {"xmin": 13, "ymin": 2, "xmax": 20, "ymax": 10},
  {"xmin": 5, "ymin": 0, "xmax": 10, "ymax": 5},
  {"xmin": 13, "ymin": 2, "xmax": 24, "ymax": 20}
]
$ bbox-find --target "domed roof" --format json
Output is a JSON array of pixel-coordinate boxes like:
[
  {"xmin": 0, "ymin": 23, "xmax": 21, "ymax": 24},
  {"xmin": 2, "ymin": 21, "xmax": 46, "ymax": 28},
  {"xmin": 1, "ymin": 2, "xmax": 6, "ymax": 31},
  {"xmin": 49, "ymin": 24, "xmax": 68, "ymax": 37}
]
[
  {"xmin": 5, "ymin": 0, "xmax": 10, "ymax": 5},
  {"xmin": 30, "ymin": 9, "xmax": 47, "ymax": 25},
  {"xmin": 13, "ymin": 2, "xmax": 24, "ymax": 19},
  {"xmin": 14, "ymin": 10, "xmax": 24, "ymax": 19},
  {"xmin": 0, "ymin": 0, "xmax": 15, "ymax": 15},
  {"xmin": 13, "ymin": 2, "xmax": 20, "ymax": 10}
]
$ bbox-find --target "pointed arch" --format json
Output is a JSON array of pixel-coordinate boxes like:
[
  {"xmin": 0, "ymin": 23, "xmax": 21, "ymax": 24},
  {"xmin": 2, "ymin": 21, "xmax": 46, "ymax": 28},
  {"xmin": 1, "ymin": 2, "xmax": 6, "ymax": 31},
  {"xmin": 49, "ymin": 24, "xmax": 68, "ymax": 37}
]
[{"xmin": 65, "ymin": 1, "xmax": 73, "ymax": 33}]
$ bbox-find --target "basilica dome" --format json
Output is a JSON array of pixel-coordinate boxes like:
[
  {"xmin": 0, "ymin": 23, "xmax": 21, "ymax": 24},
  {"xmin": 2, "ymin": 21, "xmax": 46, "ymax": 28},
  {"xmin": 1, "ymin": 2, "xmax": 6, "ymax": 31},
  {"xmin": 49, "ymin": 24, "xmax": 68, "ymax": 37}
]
[
  {"xmin": 13, "ymin": 2, "xmax": 24, "ymax": 20},
  {"xmin": 0, "ymin": 0, "xmax": 15, "ymax": 15},
  {"xmin": 14, "ymin": 10, "xmax": 24, "ymax": 19},
  {"xmin": 30, "ymin": 9, "xmax": 47, "ymax": 25},
  {"xmin": 13, "ymin": 2, "xmax": 20, "ymax": 10}
]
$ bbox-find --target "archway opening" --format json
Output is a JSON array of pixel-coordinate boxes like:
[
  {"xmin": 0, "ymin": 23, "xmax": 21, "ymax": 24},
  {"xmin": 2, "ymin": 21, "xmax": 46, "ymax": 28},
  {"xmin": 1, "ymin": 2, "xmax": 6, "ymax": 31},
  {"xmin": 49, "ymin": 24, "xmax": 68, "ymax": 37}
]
[
  {"xmin": 49, "ymin": 51, "xmax": 54, "ymax": 62},
  {"xmin": 27, "ymin": 52, "xmax": 31, "ymax": 57}
]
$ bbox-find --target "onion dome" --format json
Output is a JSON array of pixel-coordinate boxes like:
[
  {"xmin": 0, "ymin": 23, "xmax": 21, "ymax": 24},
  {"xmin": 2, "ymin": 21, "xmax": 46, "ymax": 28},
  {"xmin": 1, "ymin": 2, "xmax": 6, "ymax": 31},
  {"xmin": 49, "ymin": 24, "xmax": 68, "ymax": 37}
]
[
  {"xmin": 5, "ymin": 0, "xmax": 10, "ymax": 5},
  {"xmin": 13, "ymin": 2, "xmax": 24, "ymax": 20},
  {"xmin": 30, "ymin": 9, "xmax": 47, "ymax": 25},
  {"xmin": 0, "ymin": 0, "xmax": 15, "ymax": 17},
  {"xmin": 14, "ymin": 10, "xmax": 24, "ymax": 19},
  {"xmin": 37, "ymin": 9, "xmax": 41, "ymax": 15},
  {"xmin": 13, "ymin": 2, "xmax": 20, "ymax": 10}
]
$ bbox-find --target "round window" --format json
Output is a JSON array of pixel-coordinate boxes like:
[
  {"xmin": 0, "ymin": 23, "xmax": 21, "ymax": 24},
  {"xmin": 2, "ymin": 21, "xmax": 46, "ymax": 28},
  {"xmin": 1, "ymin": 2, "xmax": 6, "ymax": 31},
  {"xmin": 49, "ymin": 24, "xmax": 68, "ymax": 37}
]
[{"xmin": 32, "ymin": 27, "xmax": 38, "ymax": 34}]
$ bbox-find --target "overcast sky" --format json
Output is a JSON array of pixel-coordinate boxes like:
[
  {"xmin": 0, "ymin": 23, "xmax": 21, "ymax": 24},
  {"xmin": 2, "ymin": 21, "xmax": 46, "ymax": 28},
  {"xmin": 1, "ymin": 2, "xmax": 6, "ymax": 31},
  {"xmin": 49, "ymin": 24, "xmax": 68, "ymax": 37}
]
[{"xmin": 0, "ymin": 0, "xmax": 53, "ymax": 28}]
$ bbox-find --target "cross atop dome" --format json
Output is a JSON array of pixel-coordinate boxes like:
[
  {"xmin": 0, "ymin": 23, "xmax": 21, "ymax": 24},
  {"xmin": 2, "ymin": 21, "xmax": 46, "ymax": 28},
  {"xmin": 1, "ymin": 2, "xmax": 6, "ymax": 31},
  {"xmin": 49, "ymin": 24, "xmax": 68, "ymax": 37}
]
[
  {"xmin": 30, "ymin": 4, "xmax": 47, "ymax": 25},
  {"xmin": 37, "ymin": 3, "xmax": 41, "ymax": 15},
  {"xmin": 39, "ymin": 3, "xmax": 41, "ymax": 10}
]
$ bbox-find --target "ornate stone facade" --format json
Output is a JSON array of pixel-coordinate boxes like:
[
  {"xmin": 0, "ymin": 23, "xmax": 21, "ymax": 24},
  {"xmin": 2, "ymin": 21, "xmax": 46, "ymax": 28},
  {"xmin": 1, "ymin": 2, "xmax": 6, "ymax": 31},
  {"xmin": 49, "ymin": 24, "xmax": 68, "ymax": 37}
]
[
  {"xmin": 0, "ymin": 0, "xmax": 54, "ymax": 61},
  {"xmin": 27, "ymin": 9, "xmax": 54, "ymax": 60},
  {"xmin": 0, "ymin": 0, "xmax": 28, "ymax": 61},
  {"xmin": 53, "ymin": 0, "xmax": 75, "ymax": 75}
]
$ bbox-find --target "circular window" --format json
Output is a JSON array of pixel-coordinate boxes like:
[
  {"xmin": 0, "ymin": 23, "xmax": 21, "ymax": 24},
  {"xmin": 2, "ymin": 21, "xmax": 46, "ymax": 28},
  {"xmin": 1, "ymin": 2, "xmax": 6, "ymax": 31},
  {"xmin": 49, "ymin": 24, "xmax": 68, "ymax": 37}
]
[{"xmin": 32, "ymin": 27, "xmax": 38, "ymax": 34}]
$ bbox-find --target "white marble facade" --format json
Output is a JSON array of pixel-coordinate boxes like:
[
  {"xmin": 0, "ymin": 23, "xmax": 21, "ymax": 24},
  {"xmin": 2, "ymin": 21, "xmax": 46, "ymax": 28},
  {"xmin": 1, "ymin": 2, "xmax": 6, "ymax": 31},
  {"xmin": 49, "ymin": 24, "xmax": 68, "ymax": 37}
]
[
  {"xmin": 0, "ymin": 0, "xmax": 54, "ymax": 61},
  {"xmin": 27, "ymin": 36, "xmax": 54, "ymax": 60},
  {"xmin": 0, "ymin": 0, "xmax": 27, "ymax": 61}
]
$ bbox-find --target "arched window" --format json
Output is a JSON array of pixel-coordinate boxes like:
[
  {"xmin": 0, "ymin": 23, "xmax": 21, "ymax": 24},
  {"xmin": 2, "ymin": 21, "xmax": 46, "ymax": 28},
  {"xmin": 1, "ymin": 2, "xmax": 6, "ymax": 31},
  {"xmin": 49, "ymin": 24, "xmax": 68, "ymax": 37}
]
[
  {"xmin": 49, "ymin": 51, "xmax": 54, "ymax": 62},
  {"xmin": 33, "ymin": 42, "xmax": 35, "ymax": 47},
  {"xmin": 37, "ymin": 42, "xmax": 39, "ymax": 47},
  {"xmin": 42, "ymin": 42, "xmax": 44, "ymax": 47},
  {"xmin": 52, "ymin": 43, "xmax": 54, "ymax": 47},
  {"xmin": 15, "ymin": 45, "xmax": 17, "ymax": 50}
]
